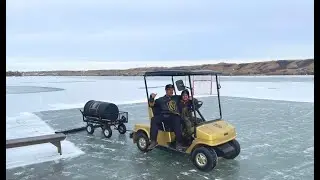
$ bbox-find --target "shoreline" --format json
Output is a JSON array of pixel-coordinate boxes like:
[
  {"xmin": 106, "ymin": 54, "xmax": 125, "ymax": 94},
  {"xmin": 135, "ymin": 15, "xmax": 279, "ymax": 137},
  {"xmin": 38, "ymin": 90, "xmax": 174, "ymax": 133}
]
[
  {"xmin": 6, "ymin": 74, "xmax": 315, "ymax": 77},
  {"xmin": 6, "ymin": 59, "xmax": 314, "ymax": 77}
]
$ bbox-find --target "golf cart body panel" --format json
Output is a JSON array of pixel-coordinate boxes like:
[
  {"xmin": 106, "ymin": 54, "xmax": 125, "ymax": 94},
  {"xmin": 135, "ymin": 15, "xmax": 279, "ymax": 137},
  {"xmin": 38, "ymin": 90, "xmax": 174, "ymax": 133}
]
[
  {"xmin": 132, "ymin": 124, "xmax": 176, "ymax": 145},
  {"xmin": 185, "ymin": 136, "xmax": 237, "ymax": 154},
  {"xmin": 196, "ymin": 120, "xmax": 236, "ymax": 141}
]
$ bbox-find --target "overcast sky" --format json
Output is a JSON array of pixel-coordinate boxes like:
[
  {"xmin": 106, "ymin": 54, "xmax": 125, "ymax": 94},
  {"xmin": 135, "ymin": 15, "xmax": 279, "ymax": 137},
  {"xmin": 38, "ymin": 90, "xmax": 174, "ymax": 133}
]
[{"xmin": 6, "ymin": 0, "xmax": 314, "ymax": 71}]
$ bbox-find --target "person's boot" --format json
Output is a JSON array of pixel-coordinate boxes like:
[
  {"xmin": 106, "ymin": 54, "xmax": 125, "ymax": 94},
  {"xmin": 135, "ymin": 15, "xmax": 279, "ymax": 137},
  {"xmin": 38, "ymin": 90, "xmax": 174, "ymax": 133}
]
[{"xmin": 147, "ymin": 141, "xmax": 158, "ymax": 150}]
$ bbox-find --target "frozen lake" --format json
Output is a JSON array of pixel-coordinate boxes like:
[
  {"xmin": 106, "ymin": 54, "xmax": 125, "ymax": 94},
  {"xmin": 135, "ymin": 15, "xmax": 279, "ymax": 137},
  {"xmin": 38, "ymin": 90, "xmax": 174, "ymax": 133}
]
[
  {"xmin": 6, "ymin": 75, "xmax": 313, "ymax": 116},
  {"xmin": 6, "ymin": 75, "xmax": 314, "ymax": 179}
]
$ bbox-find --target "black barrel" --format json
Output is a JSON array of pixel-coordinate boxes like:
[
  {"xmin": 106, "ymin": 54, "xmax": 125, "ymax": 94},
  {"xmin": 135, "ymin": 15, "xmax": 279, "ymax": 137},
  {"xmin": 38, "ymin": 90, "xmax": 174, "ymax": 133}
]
[{"xmin": 83, "ymin": 100, "xmax": 119, "ymax": 121}]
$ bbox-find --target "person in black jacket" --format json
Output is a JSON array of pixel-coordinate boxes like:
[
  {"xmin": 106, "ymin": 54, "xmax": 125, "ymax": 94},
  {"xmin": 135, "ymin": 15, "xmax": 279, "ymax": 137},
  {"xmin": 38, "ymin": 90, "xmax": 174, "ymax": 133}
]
[{"xmin": 147, "ymin": 84, "xmax": 184, "ymax": 151}]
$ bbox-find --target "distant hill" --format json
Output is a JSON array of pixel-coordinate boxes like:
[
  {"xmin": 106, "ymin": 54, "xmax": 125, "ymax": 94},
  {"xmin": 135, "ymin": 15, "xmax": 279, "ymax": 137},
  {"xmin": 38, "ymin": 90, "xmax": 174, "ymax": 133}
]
[{"xmin": 6, "ymin": 59, "xmax": 314, "ymax": 76}]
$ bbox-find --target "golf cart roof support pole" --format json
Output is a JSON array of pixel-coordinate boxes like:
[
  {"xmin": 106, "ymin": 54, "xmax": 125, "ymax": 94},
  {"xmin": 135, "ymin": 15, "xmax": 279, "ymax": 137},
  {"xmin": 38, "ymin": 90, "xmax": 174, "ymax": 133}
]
[
  {"xmin": 144, "ymin": 75, "xmax": 150, "ymax": 105},
  {"xmin": 188, "ymin": 75, "xmax": 197, "ymax": 138},
  {"xmin": 215, "ymin": 74, "xmax": 222, "ymax": 119},
  {"xmin": 171, "ymin": 76, "xmax": 176, "ymax": 95}
]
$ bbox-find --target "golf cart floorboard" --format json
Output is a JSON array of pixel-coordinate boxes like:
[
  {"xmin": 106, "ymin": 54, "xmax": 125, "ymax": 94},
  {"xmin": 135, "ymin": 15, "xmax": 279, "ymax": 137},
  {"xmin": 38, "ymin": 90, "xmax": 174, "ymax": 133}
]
[{"xmin": 156, "ymin": 144, "xmax": 188, "ymax": 154}]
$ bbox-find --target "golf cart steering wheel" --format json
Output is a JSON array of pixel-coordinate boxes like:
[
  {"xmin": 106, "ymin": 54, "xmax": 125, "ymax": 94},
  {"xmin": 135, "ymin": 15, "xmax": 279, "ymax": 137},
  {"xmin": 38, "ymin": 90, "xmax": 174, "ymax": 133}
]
[
  {"xmin": 192, "ymin": 99, "xmax": 203, "ymax": 110},
  {"xmin": 197, "ymin": 100, "xmax": 203, "ymax": 108}
]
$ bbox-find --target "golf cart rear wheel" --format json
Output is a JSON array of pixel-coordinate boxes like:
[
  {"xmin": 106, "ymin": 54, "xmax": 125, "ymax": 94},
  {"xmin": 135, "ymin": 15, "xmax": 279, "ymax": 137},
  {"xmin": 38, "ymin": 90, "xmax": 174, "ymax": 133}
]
[
  {"xmin": 223, "ymin": 139, "xmax": 240, "ymax": 159},
  {"xmin": 136, "ymin": 132, "xmax": 149, "ymax": 152},
  {"xmin": 191, "ymin": 147, "xmax": 218, "ymax": 172},
  {"xmin": 86, "ymin": 124, "xmax": 94, "ymax": 134},
  {"xmin": 117, "ymin": 124, "xmax": 127, "ymax": 134},
  {"xmin": 102, "ymin": 126, "xmax": 112, "ymax": 138}
]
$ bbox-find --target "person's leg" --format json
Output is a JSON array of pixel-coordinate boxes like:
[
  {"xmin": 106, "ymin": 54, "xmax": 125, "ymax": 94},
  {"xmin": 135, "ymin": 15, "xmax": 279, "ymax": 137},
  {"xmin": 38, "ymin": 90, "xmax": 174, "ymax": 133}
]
[
  {"xmin": 184, "ymin": 117, "xmax": 194, "ymax": 136},
  {"xmin": 169, "ymin": 115, "xmax": 184, "ymax": 150},
  {"xmin": 150, "ymin": 116, "xmax": 161, "ymax": 141},
  {"xmin": 180, "ymin": 118, "xmax": 187, "ymax": 137},
  {"xmin": 148, "ymin": 115, "xmax": 163, "ymax": 150}
]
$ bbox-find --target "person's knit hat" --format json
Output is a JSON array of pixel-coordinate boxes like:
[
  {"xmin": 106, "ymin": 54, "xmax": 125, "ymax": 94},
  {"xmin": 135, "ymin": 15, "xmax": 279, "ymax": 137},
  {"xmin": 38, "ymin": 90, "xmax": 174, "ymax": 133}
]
[
  {"xmin": 165, "ymin": 84, "xmax": 174, "ymax": 90},
  {"xmin": 181, "ymin": 89, "xmax": 190, "ymax": 96}
]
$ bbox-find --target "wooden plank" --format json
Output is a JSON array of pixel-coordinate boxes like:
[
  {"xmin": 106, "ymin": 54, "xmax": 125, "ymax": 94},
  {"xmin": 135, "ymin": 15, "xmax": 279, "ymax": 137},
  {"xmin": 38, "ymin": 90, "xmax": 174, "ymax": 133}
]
[{"xmin": 6, "ymin": 133, "xmax": 66, "ymax": 149}]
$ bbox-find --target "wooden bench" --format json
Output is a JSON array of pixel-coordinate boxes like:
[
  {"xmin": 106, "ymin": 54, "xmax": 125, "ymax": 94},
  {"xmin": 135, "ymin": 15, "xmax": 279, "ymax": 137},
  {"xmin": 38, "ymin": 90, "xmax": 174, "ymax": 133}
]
[{"xmin": 6, "ymin": 133, "xmax": 66, "ymax": 155}]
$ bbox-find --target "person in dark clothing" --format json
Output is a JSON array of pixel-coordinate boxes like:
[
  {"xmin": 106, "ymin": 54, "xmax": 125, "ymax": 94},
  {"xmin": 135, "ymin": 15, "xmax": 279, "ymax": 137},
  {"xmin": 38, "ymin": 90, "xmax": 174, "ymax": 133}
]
[
  {"xmin": 147, "ymin": 84, "xmax": 184, "ymax": 151},
  {"xmin": 179, "ymin": 89, "xmax": 203, "ymax": 138},
  {"xmin": 179, "ymin": 90, "xmax": 194, "ymax": 137}
]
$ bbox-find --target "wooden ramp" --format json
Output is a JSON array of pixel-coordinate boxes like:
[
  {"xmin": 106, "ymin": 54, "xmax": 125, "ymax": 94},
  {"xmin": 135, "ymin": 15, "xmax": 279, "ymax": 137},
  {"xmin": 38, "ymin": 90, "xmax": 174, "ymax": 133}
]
[{"xmin": 6, "ymin": 133, "xmax": 66, "ymax": 155}]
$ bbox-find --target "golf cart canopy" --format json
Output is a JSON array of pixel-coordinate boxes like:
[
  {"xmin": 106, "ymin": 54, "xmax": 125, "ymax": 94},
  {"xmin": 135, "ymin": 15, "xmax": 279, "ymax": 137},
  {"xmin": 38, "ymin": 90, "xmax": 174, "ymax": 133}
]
[
  {"xmin": 143, "ymin": 69, "xmax": 223, "ymax": 130},
  {"xmin": 144, "ymin": 70, "xmax": 221, "ymax": 77}
]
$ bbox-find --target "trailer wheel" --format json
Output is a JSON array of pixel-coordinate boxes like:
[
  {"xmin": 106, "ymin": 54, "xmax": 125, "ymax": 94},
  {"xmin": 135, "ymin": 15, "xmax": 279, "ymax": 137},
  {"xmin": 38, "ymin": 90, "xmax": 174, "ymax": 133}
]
[
  {"xmin": 102, "ymin": 126, "xmax": 112, "ymax": 138},
  {"xmin": 86, "ymin": 124, "xmax": 94, "ymax": 134},
  {"xmin": 117, "ymin": 124, "xmax": 127, "ymax": 134}
]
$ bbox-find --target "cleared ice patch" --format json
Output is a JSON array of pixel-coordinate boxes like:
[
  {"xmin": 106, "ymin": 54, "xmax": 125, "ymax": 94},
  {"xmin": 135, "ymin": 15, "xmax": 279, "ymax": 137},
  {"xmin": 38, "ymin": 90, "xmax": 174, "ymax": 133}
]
[
  {"xmin": 180, "ymin": 172, "xmax": 191, "ymax": 176},
  {"xmin": 6, "ymin": 112, "xmax": 84, "ymax": 169},
  {"xmin": 101, "ymin": 139, "xmax": 126, "ymax": 145},
  {"xmin": 243, "ymin": 143, "xmax": 271, "ymax": 151},
  {"xmin": 112, "ymin": 156, "xmax": 132, "ymax": 162},
  {"xmin": 198, "ymin": 174, "xmax": 210, "ymax": 179},
  {"xmin": 239, "ymin": 155, "xmax": 250, "ymax": 160},
  {"xmin": 13, "ymin": 171, "xmax": 24, "ymax": 176},
  {"xmin": 100, "ymin": 146, "xmax": 116, "ymax": 152},
  {"xmin": 6, "ymin": 86, "xmax": 64, "ymax": 94},
  {"xmin": 172, "ymin": 161, "xmax": 180, "ymax": 165},
  {"xmin": 303, "ymin": 147, "xmax": 314, "ymax": 154}
]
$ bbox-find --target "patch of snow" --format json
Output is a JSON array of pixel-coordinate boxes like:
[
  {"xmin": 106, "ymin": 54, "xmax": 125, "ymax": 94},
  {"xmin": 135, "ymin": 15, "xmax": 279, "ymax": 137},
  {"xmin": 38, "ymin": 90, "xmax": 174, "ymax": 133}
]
[{"xmin": 6, "ymin": 112, "xmax": 84, "ymax": 169}]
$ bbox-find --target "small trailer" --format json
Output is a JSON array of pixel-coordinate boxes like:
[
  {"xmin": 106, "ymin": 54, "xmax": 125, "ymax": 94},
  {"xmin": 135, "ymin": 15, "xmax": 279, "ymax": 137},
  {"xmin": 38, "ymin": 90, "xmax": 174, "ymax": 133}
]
[{"xmin": 80, "ymin": 100, "xmax": 128, "ymax": 138}]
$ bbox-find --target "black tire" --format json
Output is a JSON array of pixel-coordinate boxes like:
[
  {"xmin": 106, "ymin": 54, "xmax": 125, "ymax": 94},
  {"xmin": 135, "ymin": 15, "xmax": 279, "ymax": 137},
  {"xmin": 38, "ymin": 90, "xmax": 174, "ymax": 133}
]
[
  {"xmin": 86, "ymin": 124, "xmax": 95, "ymax": 134},
  {"xmin": 117, "ymin": 124, "xmax": 127, "ymax": 134},
  {"xmin": 102, "ymin": 126, "xmax": 112, "ymax": 138},
  {"xmin": 191, "ymin": 147, "xmax": 218, "ymax": 172},
  {"xmin": 136, "ymin": 132, "xmax": 149, "ymax": 152},
  {"xmin": 223, "ymin": 139, "xmax": 241, "ymax": 159}
]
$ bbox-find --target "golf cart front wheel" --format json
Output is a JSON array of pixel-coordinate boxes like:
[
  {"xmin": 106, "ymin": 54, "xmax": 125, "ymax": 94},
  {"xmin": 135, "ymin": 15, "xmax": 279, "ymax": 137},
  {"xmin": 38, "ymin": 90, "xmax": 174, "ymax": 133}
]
[
  {"xmin": 223, "ymin": 139, "xmax": 241, "ymax": 159},
  {"xmin": 136, "ymin": 132, "xmax": 149, "ymax": 152},
  {"xmin": 102, "ymin": 126, "xmax": 112, "ymax": 138},
  {"xmin": 86, "ymin": 124, "xmax": 94, "ymax": 134},
  {"xmin": 117, "ymin": 124, "xmax": 127, "ymax": 134},
  {"xmin": 191, "ymin": 147, "xmax": 218, "ymax": 172}
]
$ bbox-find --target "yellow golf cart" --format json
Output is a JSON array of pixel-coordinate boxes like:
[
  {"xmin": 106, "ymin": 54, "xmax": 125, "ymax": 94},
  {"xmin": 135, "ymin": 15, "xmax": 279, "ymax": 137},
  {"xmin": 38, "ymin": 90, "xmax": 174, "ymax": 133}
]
[{"xmin": 129, "ymin": 70, "xmax": 240, "ymax": 172}]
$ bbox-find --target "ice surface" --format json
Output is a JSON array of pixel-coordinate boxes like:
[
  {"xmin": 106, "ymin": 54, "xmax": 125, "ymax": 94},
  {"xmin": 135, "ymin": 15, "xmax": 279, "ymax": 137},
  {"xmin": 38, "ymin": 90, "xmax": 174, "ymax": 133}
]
[
  {"xmin": 6, "ymin": 75, "xmax": 313, "ymax": 174},
  {"xmin": 6, "ymin": 76, "xmax": 313, "ymax": 117},
  {"xmin": 6, "ymin": 96, "xmax": 314, "ymax": 179}
]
